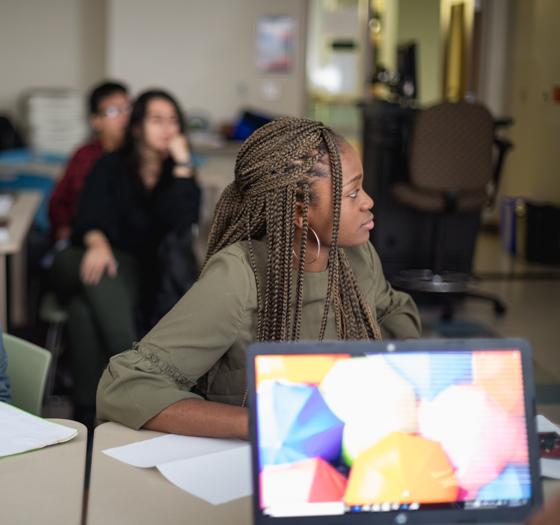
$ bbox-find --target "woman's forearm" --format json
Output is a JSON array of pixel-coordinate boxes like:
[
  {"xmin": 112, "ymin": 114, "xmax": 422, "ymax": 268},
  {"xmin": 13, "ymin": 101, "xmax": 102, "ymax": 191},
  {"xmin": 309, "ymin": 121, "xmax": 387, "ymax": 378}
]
[{"xmin": 142, "ymin": 398, "xmax": 249, "ymax": 439}]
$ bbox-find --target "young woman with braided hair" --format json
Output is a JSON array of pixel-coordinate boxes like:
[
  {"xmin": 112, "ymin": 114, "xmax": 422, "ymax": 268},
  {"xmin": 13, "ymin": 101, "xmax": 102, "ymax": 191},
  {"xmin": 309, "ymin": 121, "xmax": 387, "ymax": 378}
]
[{"xmin": 97, "ymin": 117, "xmax": 420, "ymax": 438}]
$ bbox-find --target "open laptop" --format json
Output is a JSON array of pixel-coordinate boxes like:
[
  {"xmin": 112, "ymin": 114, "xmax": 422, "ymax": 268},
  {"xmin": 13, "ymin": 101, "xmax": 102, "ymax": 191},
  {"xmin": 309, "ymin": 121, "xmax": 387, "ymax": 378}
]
[{"xmin": 246, "ymin": 338, "xmax": 543, "ymax": 524}]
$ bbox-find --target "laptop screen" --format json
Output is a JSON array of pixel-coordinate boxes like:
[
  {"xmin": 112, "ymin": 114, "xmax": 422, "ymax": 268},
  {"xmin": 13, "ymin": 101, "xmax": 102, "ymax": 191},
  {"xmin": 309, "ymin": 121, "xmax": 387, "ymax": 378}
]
[{"xmin": 253, "ymin": 349, "xmax": 533, "ymax": 519}]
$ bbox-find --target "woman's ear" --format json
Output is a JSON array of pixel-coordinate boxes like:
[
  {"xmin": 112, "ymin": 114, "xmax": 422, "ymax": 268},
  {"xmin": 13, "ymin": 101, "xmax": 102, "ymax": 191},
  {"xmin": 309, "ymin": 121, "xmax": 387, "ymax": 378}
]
[{"xmin": 294, "ymin": 200, "xmax": 304, "ymax": 229}]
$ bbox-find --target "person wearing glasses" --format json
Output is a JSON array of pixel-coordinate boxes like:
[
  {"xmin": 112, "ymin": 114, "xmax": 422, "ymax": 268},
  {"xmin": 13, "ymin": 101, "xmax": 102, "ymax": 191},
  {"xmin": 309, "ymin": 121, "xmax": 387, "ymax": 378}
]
[
  {"xmin": 49, "ymin": 81, "xmax": 131, "ymax": 243},
  {"xmin": 50, "ymin": 90, "xmax": 200, "ymax": 431}
]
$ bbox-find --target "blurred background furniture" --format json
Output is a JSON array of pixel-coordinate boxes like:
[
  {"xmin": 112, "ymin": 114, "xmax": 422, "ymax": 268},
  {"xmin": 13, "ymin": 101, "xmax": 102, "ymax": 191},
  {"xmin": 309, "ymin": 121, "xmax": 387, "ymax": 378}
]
[
  {"xmin": 386, "ymin": 101, "xmax": 513, "ymax": 318},
  {"xmin": 39, "ymin": 291, "xmax": 69, "ymax": 403},
  {"xmin": 0, "ymin": 191, "xmax": 42, "ymax": 329},
  {"xmin": 364, "ymin": 99, "xmax": 480, "ymax": 276},
  {"xmin": 4, "ymin": 332, "xmax": 51, "ymax": 415}
]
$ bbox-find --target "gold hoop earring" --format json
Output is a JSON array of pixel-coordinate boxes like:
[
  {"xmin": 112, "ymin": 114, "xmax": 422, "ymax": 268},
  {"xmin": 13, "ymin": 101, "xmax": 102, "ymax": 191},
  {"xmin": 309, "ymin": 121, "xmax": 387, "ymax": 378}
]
[{"xmin": 293, "ymin": 226, "xmax": 321, "ymax": 265}]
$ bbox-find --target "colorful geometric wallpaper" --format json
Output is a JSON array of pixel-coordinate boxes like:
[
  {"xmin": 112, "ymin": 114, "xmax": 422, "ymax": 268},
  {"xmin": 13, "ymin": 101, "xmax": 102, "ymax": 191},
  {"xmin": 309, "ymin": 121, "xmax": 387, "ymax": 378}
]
[{"xmin": 255, "ymin": 351, "xmax": 531, "ymax": 510}]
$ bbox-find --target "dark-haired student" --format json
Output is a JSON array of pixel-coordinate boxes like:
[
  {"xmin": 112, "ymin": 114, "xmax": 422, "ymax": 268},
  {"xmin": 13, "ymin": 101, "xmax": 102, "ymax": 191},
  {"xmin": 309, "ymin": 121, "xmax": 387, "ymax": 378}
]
[
  {"xmin": 49, "ymin": 80, "xmax": 130, "ymax": 243},
  {"xmin": 97, "ymin": 117, "xmax": 420, "ymax": 438},
  {"xmin": 51, "ymin": 90, "xmax": 200, "ymax": 429}
]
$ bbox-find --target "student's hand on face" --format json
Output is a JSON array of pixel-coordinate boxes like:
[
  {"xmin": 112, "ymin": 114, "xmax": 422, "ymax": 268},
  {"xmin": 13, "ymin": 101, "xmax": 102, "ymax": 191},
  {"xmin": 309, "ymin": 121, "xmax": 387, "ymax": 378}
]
[
  {"xmin": 168, "ymin": 134, "xmax": 190, "ymax": 165},
  {"xmin": 80, "ymin": 244, "xmax": 118, "ymax": 286},
  {"xmin": 526, "ymin": 493, "xmax": 560, "ymax": 525}
]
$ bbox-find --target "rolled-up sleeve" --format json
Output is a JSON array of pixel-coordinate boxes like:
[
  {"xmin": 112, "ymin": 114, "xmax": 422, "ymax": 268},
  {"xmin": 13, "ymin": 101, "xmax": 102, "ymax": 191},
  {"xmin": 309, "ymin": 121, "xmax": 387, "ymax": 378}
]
[
  {"xmin": 96, "ymin": 249, "xmax": 253, "ymax": 429},
  {"xmin": 368, "ymin": 243, "xmax": 422, "ymax": 340}
]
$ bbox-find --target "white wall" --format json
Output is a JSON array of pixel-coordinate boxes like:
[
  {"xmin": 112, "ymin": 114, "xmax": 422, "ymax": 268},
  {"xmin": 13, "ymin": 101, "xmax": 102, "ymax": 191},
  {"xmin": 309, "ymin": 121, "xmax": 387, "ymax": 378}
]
[
  {"xmin": 0, "ymin": 0, "xmax": 106, "ymax": 124},
  {"xmin": 500, "ymin": 0, "xmax": 560, "ymax": 204},
  {"xmin": 0, "ymin": 0, "xmax": 307, "ymax": 129},
  {"xmin": 397, "ymin": 0, "xmax": 442, "ymax": 107},
  {"xmin": 107, "ymin": 0, "xmax": 308, "ymax": 126},
  {"xmin": 477, "ymin": 0, "xmax": 513, "ymax": 117}
]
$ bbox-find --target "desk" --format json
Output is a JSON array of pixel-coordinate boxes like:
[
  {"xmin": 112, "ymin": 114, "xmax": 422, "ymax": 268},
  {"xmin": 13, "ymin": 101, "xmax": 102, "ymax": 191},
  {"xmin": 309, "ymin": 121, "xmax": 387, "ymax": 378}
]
[
  {"xmin": 0, "ymin": 191, "xmax": 42, "ymax": 329},
  {"xmin": 87, "ymin": 422, "xmax": 251, "ymax": 525},
  {"xmin": 0, "ymin": 151, "xmax": 66, "ymax": 181},
  {"xmin": 0, "ymin": 418, "xmax": 87, "ymax": 525},
  {"xmin": 195, "ymin": 150, "xmax": 236, "ymax": 224},
  {"xmin": 88, "ymin": 421, "xmax": 560, "ymax": 525}
]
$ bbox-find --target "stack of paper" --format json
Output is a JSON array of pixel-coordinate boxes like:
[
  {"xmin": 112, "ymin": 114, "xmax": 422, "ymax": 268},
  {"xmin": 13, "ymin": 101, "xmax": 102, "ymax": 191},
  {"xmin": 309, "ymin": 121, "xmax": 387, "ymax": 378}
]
[
  {"xmin": 103, "ymin": 434, "xmax": 252, "ymax": 505},
  {"xmin": 25, "ymin": 89, "xmax": 89, "ymax": 154},
  {"xmin": 0, "ymin": 402, "xmax": 78, "ymax": 457},
  {"xmin": 0, "ymin": 193, "xmax": 14, "ymax": 216}
]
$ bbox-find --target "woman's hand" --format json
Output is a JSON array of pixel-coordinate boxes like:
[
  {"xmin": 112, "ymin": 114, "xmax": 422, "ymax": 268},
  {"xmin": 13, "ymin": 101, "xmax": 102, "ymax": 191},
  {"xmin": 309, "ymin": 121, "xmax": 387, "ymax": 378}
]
[
  {"xmin": 80, "ymin": 230, "xmax": 118, "ymax": 285},
  {"xmin": 169, "ymin": 135, "xmax": 193, "ymax": 178},
  {"xmin": 168, "ymin": 134, "xmax": 190, "ymax": 164},
  {"xmin": 526, "ymin": 493, "xmax": 560, "ymax": 525}
]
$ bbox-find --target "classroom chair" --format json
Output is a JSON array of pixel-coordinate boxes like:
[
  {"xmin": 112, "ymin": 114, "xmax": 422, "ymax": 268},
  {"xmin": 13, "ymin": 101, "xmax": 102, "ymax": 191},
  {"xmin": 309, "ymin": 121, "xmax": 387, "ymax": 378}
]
[
  {"xmin": 39, "ymin": 291, "xmax": 68, "ymax": 401},
  {"xmin": 4, "ymin": 333, "xmax": 51, "ymax": 416},
  {"xmin": 390, "ymin": 101, "xmax": 512, "ymax": 319}
]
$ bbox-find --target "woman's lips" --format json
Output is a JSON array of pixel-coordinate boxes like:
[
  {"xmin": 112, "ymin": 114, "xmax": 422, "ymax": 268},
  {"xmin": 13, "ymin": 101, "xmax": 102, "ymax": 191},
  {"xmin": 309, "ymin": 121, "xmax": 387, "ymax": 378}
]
[{"xmin": 361, "ymin": 214, "xmax": 374, "ymax": 230}]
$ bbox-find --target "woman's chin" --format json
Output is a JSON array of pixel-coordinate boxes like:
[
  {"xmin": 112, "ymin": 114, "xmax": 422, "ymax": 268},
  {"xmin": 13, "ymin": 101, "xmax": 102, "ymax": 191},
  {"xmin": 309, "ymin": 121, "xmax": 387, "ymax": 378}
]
[{"xmin": 338, "ymin": 232, "xmax": 371, "ymax": 248}]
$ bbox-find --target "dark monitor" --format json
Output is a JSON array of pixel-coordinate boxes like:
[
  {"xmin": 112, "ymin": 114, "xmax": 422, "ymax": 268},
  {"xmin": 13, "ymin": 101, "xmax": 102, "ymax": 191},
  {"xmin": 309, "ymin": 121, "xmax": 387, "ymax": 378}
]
[{"xmin": 397, "ymin": 42, "xmax": 417, "ymax": 100}]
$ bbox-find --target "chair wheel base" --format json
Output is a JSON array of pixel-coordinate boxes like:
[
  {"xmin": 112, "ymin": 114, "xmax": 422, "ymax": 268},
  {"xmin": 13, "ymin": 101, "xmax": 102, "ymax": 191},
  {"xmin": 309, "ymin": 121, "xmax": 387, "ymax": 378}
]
[{"xmin": 391, "ymin": 270, "xmax": 471, "ymax": 293}]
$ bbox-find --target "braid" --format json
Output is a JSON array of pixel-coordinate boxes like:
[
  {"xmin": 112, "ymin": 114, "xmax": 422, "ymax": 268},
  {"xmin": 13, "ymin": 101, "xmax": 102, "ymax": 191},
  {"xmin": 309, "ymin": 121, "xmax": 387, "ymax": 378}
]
[
  {"xmin": 202, "ymin": 117, "xmax": 382, "ymax": 342},
  {"xmin": 292, "ymin": 184, "xmax": 309, "ymax": 341}
]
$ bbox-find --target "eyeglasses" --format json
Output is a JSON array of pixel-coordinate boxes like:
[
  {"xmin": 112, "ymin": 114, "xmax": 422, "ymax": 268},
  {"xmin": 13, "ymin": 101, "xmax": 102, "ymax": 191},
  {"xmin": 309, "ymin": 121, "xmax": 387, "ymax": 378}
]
[{"xmin": 98, "ymin": 105, "xmax": 132, "ymax": 118}]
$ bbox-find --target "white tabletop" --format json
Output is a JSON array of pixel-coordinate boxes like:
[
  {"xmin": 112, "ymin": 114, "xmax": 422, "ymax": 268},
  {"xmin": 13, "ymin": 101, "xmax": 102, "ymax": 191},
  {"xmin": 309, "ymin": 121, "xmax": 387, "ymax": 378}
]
[
  {"xmin": 0, "ymin": 418, "xmax": 87, "ymax": 525},
  {"xmin": 86, "ymin": 422, "xmax": 251, "ymax": 525},
  {"xmin": 87, "ymin": 419, "xmax": 560, "ymax": 525},
  {"xmin": 0, "ymin": 191, "xmax": 42, "ymax": 254}
]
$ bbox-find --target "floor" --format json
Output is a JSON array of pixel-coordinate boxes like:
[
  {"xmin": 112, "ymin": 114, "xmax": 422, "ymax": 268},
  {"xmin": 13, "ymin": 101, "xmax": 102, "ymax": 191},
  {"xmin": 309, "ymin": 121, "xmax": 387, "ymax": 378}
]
[{"xmin": 419, "ymin": 231, "xmax": 560, "ymax": 391}]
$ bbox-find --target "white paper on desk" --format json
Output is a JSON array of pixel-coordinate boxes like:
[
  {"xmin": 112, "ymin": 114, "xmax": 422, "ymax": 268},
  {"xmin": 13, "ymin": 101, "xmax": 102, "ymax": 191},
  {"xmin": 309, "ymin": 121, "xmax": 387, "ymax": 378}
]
[
  {"xmin": 537, "ymin": 415, "xmax": 560, "ymax": 479},
  {"xmin": 0, "ymin": 193, "xmax": 14, "ymax": 215},
  {"xmin": 0, "ymin": 401, "xmax": 78, "ymax": 457},
  {"xmin": 0, "ymin": 227, "xmax": 9, "ymax": 243},
  {"xmin": 103, "ymin": 433, "xmax": 247, "ymax": 468},
  {"xmin": 157, "ymin": 445, "xmax": 252, "ymax": 505}
]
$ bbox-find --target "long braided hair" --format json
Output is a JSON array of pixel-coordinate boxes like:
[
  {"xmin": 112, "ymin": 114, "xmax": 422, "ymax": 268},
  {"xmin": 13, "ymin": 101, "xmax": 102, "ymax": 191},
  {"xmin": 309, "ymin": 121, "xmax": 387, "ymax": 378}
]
[{"xmin": 203, "ymin": 117, "xmax": 382, "ymax": 342}]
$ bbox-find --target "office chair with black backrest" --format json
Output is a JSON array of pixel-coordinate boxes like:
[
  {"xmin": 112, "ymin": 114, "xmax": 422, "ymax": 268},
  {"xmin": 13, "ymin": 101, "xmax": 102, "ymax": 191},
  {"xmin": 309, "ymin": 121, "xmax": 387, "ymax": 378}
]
[{"xmin": 390, "ymin": 101, "xmax": 512, "ymax": 319}]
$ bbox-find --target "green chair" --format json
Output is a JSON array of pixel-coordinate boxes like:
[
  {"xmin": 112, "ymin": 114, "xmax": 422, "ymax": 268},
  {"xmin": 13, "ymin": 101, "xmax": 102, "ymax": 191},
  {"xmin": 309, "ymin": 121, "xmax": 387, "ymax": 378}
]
[
  {"xmin": 4, "ymin": 333, "xmax": 51, "ymax": 416},
  {"xmin": 39, "ymin": 291, "xmax": 69, "ymax": 400}
]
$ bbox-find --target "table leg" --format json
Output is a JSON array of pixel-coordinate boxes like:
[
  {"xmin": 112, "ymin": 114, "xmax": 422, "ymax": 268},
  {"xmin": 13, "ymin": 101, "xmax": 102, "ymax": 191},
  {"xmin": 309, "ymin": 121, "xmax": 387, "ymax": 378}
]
[
  {"xmin": 0, "ymin": 255, "xmax": 6, "ymax": 331},
  {"xmin": 10, "ymin": 244, "xmax": 27, "ymax": 327}
]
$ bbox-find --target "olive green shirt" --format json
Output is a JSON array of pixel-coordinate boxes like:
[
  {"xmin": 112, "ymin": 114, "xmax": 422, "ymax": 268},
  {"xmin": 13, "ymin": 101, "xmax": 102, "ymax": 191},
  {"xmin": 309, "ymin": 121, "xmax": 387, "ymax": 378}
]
[{"xmin": 97, "ymin": 239, "xmax": 421, "ymax": 429}]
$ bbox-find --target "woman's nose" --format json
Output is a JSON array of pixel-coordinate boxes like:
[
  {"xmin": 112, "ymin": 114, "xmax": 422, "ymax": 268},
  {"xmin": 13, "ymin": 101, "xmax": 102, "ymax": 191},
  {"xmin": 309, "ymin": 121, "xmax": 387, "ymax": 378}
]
[{"xmin": 361, "ymin": 192, "xmax": 374, "ymax": 210}]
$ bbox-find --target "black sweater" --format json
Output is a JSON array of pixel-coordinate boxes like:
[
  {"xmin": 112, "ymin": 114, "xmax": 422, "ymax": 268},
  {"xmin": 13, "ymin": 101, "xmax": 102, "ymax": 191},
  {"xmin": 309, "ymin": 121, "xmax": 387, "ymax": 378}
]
[{"xmin": 72, "ymin": 151, "xmax": 200, "ymax": 260}]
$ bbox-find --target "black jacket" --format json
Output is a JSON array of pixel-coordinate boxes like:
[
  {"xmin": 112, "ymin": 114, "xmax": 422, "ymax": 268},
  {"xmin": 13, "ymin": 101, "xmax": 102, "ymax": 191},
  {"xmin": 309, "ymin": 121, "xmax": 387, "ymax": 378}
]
[{"xmin": 72, "ymin": 150, "xmax": 201, "ymax": 328}]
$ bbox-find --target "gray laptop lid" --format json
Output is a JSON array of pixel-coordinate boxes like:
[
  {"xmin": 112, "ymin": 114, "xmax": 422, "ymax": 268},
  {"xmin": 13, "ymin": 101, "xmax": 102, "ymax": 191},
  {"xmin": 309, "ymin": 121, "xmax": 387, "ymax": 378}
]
[{"xmin": 247, "ymin": 338, "xmax": 542, "ymax": 524}]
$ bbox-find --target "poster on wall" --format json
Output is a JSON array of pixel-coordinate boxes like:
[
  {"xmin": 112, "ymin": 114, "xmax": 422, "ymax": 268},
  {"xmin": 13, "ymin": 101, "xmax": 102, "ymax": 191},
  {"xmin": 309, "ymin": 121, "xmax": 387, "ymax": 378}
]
[{"xmin": 256, "ymin": 15, "xmax": 296, "ymax": 73}]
